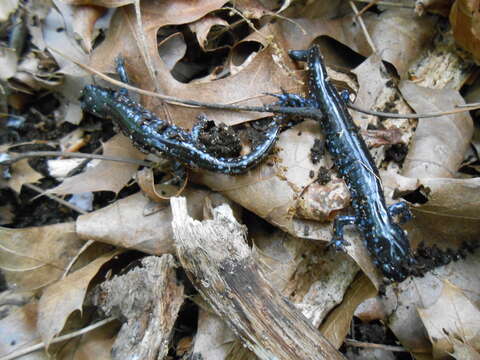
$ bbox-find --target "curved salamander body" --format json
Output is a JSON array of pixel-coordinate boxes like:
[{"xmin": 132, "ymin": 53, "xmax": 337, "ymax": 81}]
[
  {"xmin": 80, "ymin": 72, "xmax": 279, "ymax": 175},
  {"xmin": 288, "ymin": 46, "xmax": 413, "ymax": 281}
]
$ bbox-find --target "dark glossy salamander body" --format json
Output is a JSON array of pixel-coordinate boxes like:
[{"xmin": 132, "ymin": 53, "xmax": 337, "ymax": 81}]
[
  {"xmin": 80, "ymin": 74, "xmax": 279, "ymax": 175},
  {"xmin": 288, "ymin": 46, "xmax": 413, "ymax": 282}
]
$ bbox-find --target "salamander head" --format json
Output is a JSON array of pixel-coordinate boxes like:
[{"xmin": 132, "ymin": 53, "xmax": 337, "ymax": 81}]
[
  {"xmin": 80, "ymin": 85, "xmax": 115, "ymax": 118},
  {"xmin": 370, "ymin": 223, "xmax": 412, "ymax": 282}
]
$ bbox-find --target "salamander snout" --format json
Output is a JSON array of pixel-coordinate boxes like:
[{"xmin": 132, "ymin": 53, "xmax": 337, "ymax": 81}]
[{"xmin": 80, "ymin": 85, "xmax": 114, "ymax": 118}]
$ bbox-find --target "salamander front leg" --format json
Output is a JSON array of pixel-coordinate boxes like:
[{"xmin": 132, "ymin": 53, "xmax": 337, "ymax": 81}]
[
  {"xmin": 115, "ymin": 57, "xmax": 130, "ymax": 96},
  {"xmin": 268, "ymin": 92, "xmax": 314, "ymax": 108},
  {"xmin": 388, "ymin": 202, "xmax": 412, "ymax": 224},
  {"xmin": 329, "ymin": 215, "xmax": 356, "ymax": 250}
]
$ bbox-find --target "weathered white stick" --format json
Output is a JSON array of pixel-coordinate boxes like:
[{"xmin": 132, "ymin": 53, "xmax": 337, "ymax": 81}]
[{"xmin": 171, "ymin": 197, "xmax": 344, "ymax": 360}]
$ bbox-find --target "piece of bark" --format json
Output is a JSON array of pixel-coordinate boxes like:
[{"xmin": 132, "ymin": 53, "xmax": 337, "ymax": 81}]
[
  {"xmin": 170, "ymin": 197, "xmax": 344, "ymax": 360},
  {"xmin": 92, "ymin": 255, "xmax": 184, "ymax": 360}
]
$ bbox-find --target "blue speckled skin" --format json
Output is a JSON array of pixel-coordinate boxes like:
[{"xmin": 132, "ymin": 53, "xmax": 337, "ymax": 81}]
[
  {"xmin": 289, "ymin": 46, "xmax": 413, "ymax": 282},
  {"xmin": 80, "ymin": 85, "xmax": 279, "ymax": 175}
]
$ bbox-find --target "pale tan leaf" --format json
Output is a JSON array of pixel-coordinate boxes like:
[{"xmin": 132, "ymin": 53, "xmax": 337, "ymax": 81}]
[
  {"xmin": 418, "ymin": 281, "xmax": 480, "ymax": 358},
  {"xmin": 76, "ymin": 188, "xmax": 221, "ymax": 255},
  {"xmin": 41, "ymin": 5, "xmax": 88, "ymax": 75},
  {"xmin": 37, "ymin": 251, "xmax": 118, "ymax": 348},
  {"xmin": 352, "ymin": 55, "xmax": 413, "ymax": 135},
  {"xmin": 59, "ymin": 0, "xmax": 134, "ymax": 7},
  {"xmin": 0, "ymin": 223, "xmax": 85, "ymax": 291},
  {"xmin": 380, "ymin": 250, "xmax": 480, "ymax": 353},
  {"xmin": 72, "ymin": 5, "xmax": 107, "ymax": 53},
  {"xmin": 0, "ymin": 204, "xmax": 14, "ymax": 225},
  {"xmin": 279, "ymin": 9, "xmax": 436, "ymax": 77},
  {"xmin": 189, "ymin": 15, "xmax": 229, "ymax": 51},
  {"xmin": 192, "ymin": 308, "xmax": 235, "ymax": 359},
  {"xmin": 0, "ymin": 302, "xmax": 45, "ymax": 359},
  {"xmin": 8, "ymin": 158, "xmax": 43, "ymax": 193},
  {"xmin": 0, "ymin": 47, "xmax": 18, "ymax": 80},
  {"xmin": 59, "ymin": 321, "xmax": 119, "ymax": 360},
  {"xmin": 194, "ymin": 121, "xmax": 343, "ymax": 239},
  {"xmin": 157, "ymin": 32, "xmax": 187, "ymax": 71},
  {"xmin": 49, "ymin": 134, "xmax": 145, "ymax": 194},
  {"xmin": 451, "ymin": 339, "xmax": 480, "ymax": 360},
  {"xmin": 253, "ymin": 228, "xmax": 358, "ymax": 326},
  {"xmin": 320, "ymin": 275, "xmax": 377, "ymax": 349},
  {"xmin": 0, "ymin": 0, "xmax": 18, "ymax": 22},
  {"xmin": 400, "ymin": 81, "xmax": 474, "ymax": 179},
  {"xmin": 450, "ymin": 0, "xmax": 480, "ymax": 63},
  {"xmin": 235, "ymin": 0, "xmax": 271, "ymax": 19},
  {"xmin": 383, "ymin": 173, "xmax": 480, "ymax": 248},
  {"xmin": 89, "ymin": 2, "xmax": 300, "ymax": 128}
]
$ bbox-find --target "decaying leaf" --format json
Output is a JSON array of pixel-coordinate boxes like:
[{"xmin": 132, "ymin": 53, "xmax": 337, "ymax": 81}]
[
  {"xmin": 37, "ymin": 251, "xmax": 118, "ymax": 348},
  {"xmin": 49, "ymin": 134, "xmax": 145, "ymax": 194},
  {"xmin": 76, "ymin": 187, "xmax": 239, "ymax": 255},
  {"xmin": 380, "ymin": 250, "xmax": 480, "ymax": 353},
  {"xmin": 0, "ymin": 47, "xmax": 18, "ymax": 80},
  {"xmin": 450, "ymin": 0, "xmax": 480, "ymax": 63},
  {"xmin": 71, "ymin": 5, "xmax": 107, "ymax": 53},
  {"xmin": 418, "ymin": 281, "xmax": 480, "ymax": 358},
  {"xmin": 400, "ymin": 81, "xmax": 473, "ymax": 179},
  {"xmin": 278, "ymin": 9, "xmax": 436, "ymax": 77},
  {"xmin": 89, "ymin": 2, "xmax": 300, "ymax": 128},
  {"xmin": 0, "ymin": 223, "xmax": 85, "ymax": 291},
  {"xmin": 320, "ymin": 274, "xmax": 377, "ymax": 349},
  {"xmin": 4, "ymin": 1, "xmax": 480, "ymax": 358},
  {"xmin": 194, "ymin": 121, "xmax": 342, "ymax": 238},
  {"xmin": 191, "ymin": 307, "xmax": 236, "ymax": 359},
  {"xmin": 56, "ymin": 321, "xmax": 120, "ymax": 359},
  {"xmin": 0, "ymin": 302, "xmax": 42, "ymax": 359},
  {"xmin": 451, "ymin": 339, "xmax": 480, "ymax": 360},
  {"xmin": 7, "ymin": 158, "xmax": 43, "ymax": 193}
]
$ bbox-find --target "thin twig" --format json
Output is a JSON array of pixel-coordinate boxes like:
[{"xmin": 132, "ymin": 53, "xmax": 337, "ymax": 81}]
[
  {"xmin": 345, "ymin": 339, "xmax": 407, "ymax": 353},
  {"xmin": 356, "ymin": 0, "xmax": 380, "ymax": 16},
  {"xmin": 349, "ymin": 1, "xmax": 377, "ymax": 54},
  {"xmin": 62, "ymin": 240, "xmax": 95, "ymax": 278},
  {"xmin": 47, "ymin": 47, "xmax": 323, "ymax": 119},
  {"xmin": 352, "ymin": 0, "xmax": 415, "ymax": 8},
  {"xmin": 347, "ymin": 102, "xmax": 480, "ymax": 119},
  {"xmin": 0, "ymin": 317, "xmax": 116, "ymax": 360},
  {"xmin": 47, "ymin": 47, "xmax": 480, "ymax": 120},
  {"xmin": 24, "ymin": 183, "xmax": 87, "ymax": 214},
  {"xmin": 133, "ymin": 0, "xmax": 158, "ymax": 91},
  {"xmin": 1, "ymin": 150, "xmax": 152, "ymax": 167}
]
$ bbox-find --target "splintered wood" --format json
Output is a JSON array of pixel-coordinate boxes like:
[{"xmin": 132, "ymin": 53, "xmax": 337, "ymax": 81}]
[
  {"xmin": 92, "ymin": 255, "xmax": 184, "ymax": 360},
  {"xmin": 170, "ymin": 197, "xmax": 344, "ymax": 360}
]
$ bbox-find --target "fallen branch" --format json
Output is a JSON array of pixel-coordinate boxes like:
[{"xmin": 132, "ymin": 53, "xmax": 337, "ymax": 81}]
[{"xmin": 170, "ymin": 197, "xmax": 344, "ymax": 360}]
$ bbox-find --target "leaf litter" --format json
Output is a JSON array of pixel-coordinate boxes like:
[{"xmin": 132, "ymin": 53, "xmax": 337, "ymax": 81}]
[{"xmin": 1, "ymin": 1, "xmax": 480, "ymax": 359}]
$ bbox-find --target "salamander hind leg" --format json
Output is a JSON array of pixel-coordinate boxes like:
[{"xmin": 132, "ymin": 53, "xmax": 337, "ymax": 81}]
[
  {"xmin": 329, "ymin": 215, "xmax": 356, "ymax": 250},
  {"xmin": 191, "ymin": 114, "xmax": 211, "ymax": 143},
  {"xmin": 388, "ymin": 202, "xmax": 412, "ymax": 224}
]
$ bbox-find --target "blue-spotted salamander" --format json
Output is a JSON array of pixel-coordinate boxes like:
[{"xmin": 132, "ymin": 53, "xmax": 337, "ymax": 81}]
[
  {"xmin": 80, "ymin": 59, "xmax": 279, "ymax": 175},
  {"xmin": 283, "ymin": 46, "xmax": 413, "ymax": 282}
]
